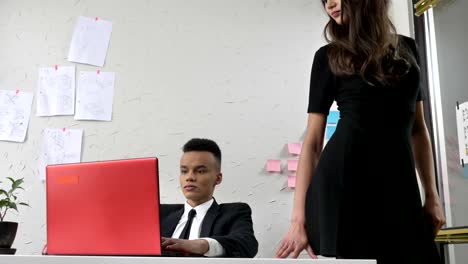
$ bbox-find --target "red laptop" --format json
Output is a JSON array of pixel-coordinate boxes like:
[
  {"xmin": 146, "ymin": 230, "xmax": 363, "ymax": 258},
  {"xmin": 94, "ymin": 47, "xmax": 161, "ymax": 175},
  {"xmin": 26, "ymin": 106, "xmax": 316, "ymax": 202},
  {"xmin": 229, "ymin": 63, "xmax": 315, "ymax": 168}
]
[{"xmin": 46, "ymin": 157, "xmax": 161, "ymax": 256}]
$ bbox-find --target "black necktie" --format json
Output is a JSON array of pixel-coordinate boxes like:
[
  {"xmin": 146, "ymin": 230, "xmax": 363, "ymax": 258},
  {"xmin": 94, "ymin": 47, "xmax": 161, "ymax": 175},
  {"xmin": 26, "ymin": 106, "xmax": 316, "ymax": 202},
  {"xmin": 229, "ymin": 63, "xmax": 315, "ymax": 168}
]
[{"xmin": 179, "ymin": 209, "xmax": 197, "ymax": 240}]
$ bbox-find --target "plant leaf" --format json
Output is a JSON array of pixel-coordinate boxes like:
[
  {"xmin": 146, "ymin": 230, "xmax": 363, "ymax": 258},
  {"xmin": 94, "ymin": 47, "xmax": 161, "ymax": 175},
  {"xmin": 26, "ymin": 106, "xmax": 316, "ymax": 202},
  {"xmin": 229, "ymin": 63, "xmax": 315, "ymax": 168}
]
[
  {"xmin": 12, "ymin": 178, "xmax": 24, "ymax": 190},
  {"xmin": 0, "ymin": 178, "xmax": 27, "ymax": 217},
  {"xmin": 0, "ymin": 200, "xmax": 9, "ymax": 208},
  {"xmin": 9, "ymin": 202, "xmax": 18, "ymax": 211},
  {"xmin": 6, "ymin": 177, "xmax": 15, "ymax": 185}
]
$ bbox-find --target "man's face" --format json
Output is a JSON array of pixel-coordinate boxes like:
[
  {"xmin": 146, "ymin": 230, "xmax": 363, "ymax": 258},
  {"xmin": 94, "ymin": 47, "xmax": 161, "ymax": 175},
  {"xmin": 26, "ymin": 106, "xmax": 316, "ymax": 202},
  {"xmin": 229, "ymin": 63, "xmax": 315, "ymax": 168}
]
[{"xmin": 179, "ymin": 151, "xmax": 222, "ymax": 207}]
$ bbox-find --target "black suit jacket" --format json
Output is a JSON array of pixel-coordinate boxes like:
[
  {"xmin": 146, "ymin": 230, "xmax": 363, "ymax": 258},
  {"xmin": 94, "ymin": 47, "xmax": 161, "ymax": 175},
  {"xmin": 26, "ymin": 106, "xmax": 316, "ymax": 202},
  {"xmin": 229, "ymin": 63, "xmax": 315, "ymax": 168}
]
[{"xmin": 160, "ymin": 200, "xmax": 258, "ymax": 258}]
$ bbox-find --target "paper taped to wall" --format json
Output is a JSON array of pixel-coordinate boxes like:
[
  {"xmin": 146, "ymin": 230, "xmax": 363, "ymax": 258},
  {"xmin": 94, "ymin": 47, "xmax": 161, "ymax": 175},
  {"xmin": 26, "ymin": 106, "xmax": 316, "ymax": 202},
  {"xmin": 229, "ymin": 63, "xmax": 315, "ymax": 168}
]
[
  {"xmin": 0, "ymin": 90, "xmax": 33, "ymax": 142},
  {"xmin": 40, "ymin": 128, "xmax": 83, "ymax": 180},
  {"xmin": 37, "ymin": 66, "xmax": 75, "ymax": 116},
  {"xmin": 456, "ymin": 101, "xmax": 468, "ymax": 165},
  {"xmin": 75, "ymin": 71, "xmax": 115, "ymax": 121},
  {"xmin": 67, "ymin": 16, "xmax": 112, "ymax": 67}
]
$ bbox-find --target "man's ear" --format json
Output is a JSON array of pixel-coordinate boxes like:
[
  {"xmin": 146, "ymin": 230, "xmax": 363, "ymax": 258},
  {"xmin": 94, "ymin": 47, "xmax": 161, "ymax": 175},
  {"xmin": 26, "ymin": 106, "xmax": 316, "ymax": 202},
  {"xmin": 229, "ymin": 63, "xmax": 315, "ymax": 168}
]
[{"xmin": 215, "ymin": 173, "xmax": 223, "ymax": 186}]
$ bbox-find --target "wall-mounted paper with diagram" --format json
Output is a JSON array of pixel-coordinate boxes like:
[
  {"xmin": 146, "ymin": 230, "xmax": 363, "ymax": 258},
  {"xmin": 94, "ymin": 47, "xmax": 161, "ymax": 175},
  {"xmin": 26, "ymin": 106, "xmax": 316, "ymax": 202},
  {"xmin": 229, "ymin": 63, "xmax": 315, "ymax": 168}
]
[
  {"xmin": 456, "ymin": 101, "xmax": 468, "ymax": 165},
  {"xmin": 37, "ymin": 66, "xmax": 75, "ymax": 116},
  {"xmin": 0, "ymin": 90, "xmax": 33, "ymax": 142},
  {"xmin": 75, "ymin": 71, "xmax": 115, "ymax": 121},
  {"xmin": 40, "ymin": 128, "xmax": 83, "ymax": 180},
  {"xmin": 68, "ymin": 16, "xmax": 112, "ymax": 67}
]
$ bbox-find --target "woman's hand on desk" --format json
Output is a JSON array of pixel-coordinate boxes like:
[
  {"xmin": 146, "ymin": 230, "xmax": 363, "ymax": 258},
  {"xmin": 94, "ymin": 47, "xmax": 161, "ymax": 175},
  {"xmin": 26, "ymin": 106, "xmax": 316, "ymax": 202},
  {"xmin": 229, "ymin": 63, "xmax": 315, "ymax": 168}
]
[
  {"xmin": 161, "ymin": 237, "xmax": 209, "ymax": 255},
  {"xmin": 275, "ymin": 222, "xmax": 316, "ymax": 259}
]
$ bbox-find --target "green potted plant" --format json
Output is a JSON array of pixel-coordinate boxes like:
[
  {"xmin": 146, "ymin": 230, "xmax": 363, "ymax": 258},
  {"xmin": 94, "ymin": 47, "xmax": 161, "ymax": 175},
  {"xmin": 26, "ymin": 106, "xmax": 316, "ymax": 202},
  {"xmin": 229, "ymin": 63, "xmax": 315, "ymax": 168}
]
[{"xmin": 0, "ymin": 177, "xmax": 29, "ymax": 254}]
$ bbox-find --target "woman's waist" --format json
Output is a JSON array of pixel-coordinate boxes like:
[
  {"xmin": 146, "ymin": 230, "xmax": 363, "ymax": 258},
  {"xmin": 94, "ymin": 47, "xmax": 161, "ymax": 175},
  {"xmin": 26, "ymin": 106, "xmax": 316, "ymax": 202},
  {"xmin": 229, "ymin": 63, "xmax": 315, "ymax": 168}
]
[
  {"xmin": 334, "ymin": 115, "xmax": 412, "ymax": 135},
  {"xmin": 330, "ymin": 120, "xmax": 412, "ymax": 144}
]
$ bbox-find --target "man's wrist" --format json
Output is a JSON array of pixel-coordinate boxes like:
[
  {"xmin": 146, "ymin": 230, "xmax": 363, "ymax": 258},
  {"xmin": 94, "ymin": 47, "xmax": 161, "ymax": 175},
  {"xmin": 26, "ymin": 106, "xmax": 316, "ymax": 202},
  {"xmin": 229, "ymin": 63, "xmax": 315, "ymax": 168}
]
[
  {"xmin": 195, "ymin": 239, "xmax": 209, "ymax": 255},
  {"xmin": 200, "ymin": 238, "xmax": 225, "ymax": 257}
]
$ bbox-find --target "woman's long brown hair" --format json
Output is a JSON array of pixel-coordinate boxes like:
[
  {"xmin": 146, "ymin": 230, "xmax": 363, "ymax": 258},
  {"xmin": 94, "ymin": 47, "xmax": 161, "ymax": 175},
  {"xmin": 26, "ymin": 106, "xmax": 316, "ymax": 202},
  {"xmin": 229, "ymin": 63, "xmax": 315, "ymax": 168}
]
[{"xmin": 322, "ymin": 0, "xmax": 410, "ymax": 86}]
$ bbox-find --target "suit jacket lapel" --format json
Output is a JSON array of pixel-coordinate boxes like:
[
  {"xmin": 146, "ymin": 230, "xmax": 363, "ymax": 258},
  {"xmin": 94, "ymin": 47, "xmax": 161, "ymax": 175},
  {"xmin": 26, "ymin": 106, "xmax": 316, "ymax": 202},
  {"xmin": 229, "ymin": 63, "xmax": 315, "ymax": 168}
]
[
  {"xmin": 161, "ymin": 207, "xmax": 184, "ymax": 237},
  {"xmin": 200, "ymin": 199, "xmax": 220, "ymax": 237}
]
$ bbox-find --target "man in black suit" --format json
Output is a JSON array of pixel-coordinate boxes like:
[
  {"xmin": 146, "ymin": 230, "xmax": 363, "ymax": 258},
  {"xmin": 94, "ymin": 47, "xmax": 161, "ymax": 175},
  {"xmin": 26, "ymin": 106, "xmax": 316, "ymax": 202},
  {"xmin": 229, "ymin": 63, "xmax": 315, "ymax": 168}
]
[{"xmin": 160, "ymin": 138, "xmax": 258, "ymax": 258}]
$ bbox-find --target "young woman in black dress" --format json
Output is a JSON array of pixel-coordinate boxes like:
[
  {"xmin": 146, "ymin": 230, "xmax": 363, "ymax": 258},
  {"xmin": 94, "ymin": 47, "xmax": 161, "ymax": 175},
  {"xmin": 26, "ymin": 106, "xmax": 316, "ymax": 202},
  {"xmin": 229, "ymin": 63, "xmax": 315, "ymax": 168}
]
[{"xmin": 275, "ymin": 0, "xmax": 445, "ymax": 263}]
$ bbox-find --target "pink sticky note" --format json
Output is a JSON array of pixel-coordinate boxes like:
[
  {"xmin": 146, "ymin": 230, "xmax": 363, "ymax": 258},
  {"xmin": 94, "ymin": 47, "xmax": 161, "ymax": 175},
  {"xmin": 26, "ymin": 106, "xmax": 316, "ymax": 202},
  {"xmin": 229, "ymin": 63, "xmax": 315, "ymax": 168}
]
[
  {"xmin": 288, "ymin": 142, "xmax": 302, "ymax": 155},
  {"xmin": 287, "ymin": 159, "xmax": 298, "ymax": 171},
  {"xmin": 266, "ymin": 159, "xmax": 281, "ymax": 172},
  {"xmin": 288, "ymin": 175, "xmax": 296, "ymax": 188}
]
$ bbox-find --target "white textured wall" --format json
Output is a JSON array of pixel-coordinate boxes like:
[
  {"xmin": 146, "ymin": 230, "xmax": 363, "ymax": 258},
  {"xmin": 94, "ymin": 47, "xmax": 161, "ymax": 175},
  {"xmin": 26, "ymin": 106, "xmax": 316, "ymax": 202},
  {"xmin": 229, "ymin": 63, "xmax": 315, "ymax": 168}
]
[
  {"xmin": 390, "ymin": 0, "xmax": 413, "ymax": 37},
  {"xmin": 0, "ymin": 0, "xmax": 411, "ymax": 257}
]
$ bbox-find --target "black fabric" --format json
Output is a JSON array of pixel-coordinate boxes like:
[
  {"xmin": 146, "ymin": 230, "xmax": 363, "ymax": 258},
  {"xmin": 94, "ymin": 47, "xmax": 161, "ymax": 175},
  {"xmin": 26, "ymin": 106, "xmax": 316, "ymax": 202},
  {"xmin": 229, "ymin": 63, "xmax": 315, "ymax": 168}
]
[
  {"xmin": 401, "ymin": 35, "xmax": 426, "ymax": 102},
  {"xmin": 307, "ymin": 45, "xmax": 337, "ymax": 115},
  {"xmin": 160, "ymin": 200, "xmax": 258, "ymax": 258},
  {"xmin": 305, "ymin": 35, "xmax": 441, "ymax": 264},
  {"xmin": 178, "ymin": 209, "xmax": 197, "ymax": 240}
]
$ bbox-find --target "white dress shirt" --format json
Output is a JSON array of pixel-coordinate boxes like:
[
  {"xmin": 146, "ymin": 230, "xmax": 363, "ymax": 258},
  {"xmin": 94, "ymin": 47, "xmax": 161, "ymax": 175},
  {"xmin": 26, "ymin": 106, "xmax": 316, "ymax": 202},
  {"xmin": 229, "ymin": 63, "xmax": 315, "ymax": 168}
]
[{"xmin": 171, "ymin": 198, "xmax": 225, "ymax": 257}]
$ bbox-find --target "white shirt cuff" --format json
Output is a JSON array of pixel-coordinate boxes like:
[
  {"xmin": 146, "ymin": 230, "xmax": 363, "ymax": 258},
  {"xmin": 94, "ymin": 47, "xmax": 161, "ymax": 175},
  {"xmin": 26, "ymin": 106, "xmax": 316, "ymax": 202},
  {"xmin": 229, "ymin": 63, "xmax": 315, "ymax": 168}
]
[{"xmin": 201, "ymin": 237, "xmax": 225, "ymax": 257}]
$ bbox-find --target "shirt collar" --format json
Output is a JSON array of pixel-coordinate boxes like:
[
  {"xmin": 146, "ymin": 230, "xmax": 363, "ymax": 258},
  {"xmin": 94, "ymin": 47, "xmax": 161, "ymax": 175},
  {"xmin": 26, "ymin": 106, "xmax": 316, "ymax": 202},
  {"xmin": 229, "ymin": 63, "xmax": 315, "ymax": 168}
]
[{"xmin": 183, "ymin": 198, "xmax": 214, "ymax": 220}]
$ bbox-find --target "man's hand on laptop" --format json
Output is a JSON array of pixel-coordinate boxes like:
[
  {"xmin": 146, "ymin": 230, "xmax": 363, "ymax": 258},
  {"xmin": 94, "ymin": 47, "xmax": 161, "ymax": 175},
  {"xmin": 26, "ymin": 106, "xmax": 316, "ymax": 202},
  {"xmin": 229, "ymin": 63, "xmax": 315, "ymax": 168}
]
[{"xmin": 161, "ymin": 237, "xmax": 209, "ymax": 255}]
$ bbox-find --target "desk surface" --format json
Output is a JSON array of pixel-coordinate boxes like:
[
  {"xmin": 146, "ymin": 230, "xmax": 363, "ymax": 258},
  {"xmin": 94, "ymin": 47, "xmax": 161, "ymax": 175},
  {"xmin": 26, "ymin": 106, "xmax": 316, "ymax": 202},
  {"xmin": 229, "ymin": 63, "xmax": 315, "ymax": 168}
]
[{"xmin": 0, "ymin": 255, "xmax": 375, "ymax": 264}]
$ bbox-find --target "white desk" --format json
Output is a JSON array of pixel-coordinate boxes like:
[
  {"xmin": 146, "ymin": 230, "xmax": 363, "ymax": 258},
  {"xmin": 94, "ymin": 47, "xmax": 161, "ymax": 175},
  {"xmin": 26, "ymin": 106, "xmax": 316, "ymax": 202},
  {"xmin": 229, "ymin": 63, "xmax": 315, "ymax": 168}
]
[{"xmin": 0, "ymin": 256, "xmax": 376, "ymax": 264}]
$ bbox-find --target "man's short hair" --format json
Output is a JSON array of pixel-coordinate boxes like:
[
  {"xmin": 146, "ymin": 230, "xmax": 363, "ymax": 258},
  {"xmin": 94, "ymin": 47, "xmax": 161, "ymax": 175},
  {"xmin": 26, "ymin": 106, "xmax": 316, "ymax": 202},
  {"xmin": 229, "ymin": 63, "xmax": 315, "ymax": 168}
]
[{"xmin": 182, "ymin": 138, "xmax": 222, "ymax": 165}]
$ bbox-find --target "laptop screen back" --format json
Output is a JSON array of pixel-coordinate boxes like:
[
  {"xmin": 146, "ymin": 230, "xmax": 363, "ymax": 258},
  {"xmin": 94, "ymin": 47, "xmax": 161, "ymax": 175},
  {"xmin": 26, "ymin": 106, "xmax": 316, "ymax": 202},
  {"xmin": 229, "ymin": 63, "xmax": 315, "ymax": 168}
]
[{"xmin": 46, "ymin": 157, "xmax": 161, "ymax": 255}]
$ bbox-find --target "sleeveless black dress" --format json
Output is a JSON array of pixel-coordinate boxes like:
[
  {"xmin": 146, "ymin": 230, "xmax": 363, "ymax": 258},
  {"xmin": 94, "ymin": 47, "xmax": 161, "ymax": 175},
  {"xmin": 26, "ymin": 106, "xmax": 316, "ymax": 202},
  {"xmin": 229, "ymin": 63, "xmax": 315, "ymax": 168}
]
[{"xmin": 304, "ymin": 36, "xmax": 441, "ymax": 264}]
